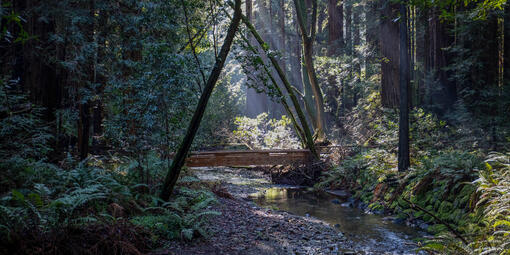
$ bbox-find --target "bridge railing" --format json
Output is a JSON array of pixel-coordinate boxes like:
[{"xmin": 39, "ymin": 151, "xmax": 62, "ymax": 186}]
[{"xmin": 184, "ymin": 149, "xmax": 314, "ymax": 167}]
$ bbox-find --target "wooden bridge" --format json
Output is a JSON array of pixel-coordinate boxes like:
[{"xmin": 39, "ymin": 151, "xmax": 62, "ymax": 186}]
[
  {"xmin": 179, "ymin": 146, "xmax": 342, "ymax": 167},
  {"xmin": 183, "ymin": 149, "xmax": 316, "ymax": 167}
]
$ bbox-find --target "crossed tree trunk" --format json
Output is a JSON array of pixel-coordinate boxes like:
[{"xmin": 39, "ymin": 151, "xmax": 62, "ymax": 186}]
[
  {"xmin": 159, "ymin": 0, "xmax": 242, "ymax": 201},
  {"xmin": 160, "ymin": 0, "xmax": 320, "ymax": 201}
]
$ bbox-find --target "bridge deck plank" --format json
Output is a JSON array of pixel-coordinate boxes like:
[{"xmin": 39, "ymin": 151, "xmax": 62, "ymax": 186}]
[{"xmin": 182, "ymin": 149, "xmax": 316, "ymax": 167}]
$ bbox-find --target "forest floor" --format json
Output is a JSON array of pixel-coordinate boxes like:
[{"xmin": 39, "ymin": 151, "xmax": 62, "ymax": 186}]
[
  {"xmin": 159, "ymin": 196, "xmax": 347, "ymax": 255},
  {"xmin": 155, "ymin": 168, "xmax": 356, "ymax": 255}
]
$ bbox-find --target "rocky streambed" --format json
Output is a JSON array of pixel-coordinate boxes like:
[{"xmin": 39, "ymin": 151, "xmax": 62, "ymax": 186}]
[{"xmin": 164, "ymin": 167, "xmax": 425, "ymax": 255}]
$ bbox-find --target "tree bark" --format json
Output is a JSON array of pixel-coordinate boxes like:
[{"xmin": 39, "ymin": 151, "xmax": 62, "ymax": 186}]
[
  {"xmin": 426, "ymin": 8, "xmax": 456, "ymax": 114},
  {"xmin": 505, "ymin": 4, "xmax": 510, "ymax": 84},
  {"xmin": 398, "ymin": 1, "xmax": 410, "ymax": 172},
  {"xmin": 380, "ymin": 0, "xmax": 400, "ymax": 108},
  {"xmin": 293, "ymin": 0, "xmax": 326, "ymax": 141},
  {"xmin": 345, "ymin": 2, "xmax": 352, "ymax": 54},
  {"xmin": 328, "ymin": 0, "xmax": 344, "ymax": 55},
  {"xmin": 159, "ymin": 0, "xmax": 242, "ymax": 201},
  {"xmin": 365, "ymin": 0, "xmax": 379, "ymax": 78},
  {"xmin": 352, "ymin": 4, "xmax": 361, "ymax": 106}
]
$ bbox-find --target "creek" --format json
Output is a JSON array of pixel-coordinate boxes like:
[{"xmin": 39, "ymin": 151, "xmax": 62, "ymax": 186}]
[{"xmin": 194, "ymin": 167, "xmax": 425, "ymax": 254}]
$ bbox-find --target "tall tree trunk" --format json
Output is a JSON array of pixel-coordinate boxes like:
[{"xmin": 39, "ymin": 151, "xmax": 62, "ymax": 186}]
[
  {"xmin": 505, "ymin": 3, "xmax": 510, "ymax": 84},
  {"xmin": 398, "ymin": 1, "xmax": 410, "ymax": 172},
  {"xmin": 365, "ymin": 0, "xmax": 379, "ymax": 78},
  {"xmin": 345, "ymin": 2, "xmax": 352, "ymax": 54},
  {"xmin": 426, "ymin": 8, "xmax": 456, "ymax": 114},
  {"xmin": 415, "ymin": 7, "xmax": 427, "ymax": 107},
  {"xmin": 294, "ymin": 0, "xmax": 326, "ymax": 141},
  {"xmin": 77, "ymin": 0, "xmax": 96, "ymax": 160},
  {"xmin": 160, "ymin": 0, "xmax": 242, "ymax": 201},
  {"xmin": 20, "ymin": 0, "xmax": 59, "ymax": 120},
  {"xmin": 380, "ymin": 0, "xmax": 400, "ymax": 108},
  {"xmin": 352, "ymin": 4, "xmax": 360, "ymax": 106},
  {"xmin": 328, "ymin": 0, "xmax": 344, "ymax": 55}
]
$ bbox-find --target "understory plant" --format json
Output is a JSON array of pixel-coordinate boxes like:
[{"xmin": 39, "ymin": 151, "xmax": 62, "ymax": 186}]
[
  {"xmin": 231, "ymin": 113, "xmax": 300, "ymax": 149},
  {"xmin": 421, "ymin": 152, "xmax": 510, "ymax": 254},
  {"xmin": 0, "ymin": 87, "xmax": 220, "ymax": 254}
]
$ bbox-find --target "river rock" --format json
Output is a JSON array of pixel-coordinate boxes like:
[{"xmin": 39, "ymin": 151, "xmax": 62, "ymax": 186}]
[
  {"xmin": 341, "ymin": 202, "xmax": 353, "ymax": 207},
  {"xmin": 326, "ymin": 189, "xmax": 351, "ymax": 199}
]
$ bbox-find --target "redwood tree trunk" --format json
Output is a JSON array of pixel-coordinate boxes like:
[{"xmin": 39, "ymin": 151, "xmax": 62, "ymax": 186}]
[
  {"xmin": 398, "ymin": 1, "xmax": 410, "ymax": 172},
  {"xmin": 426, "ymin": 8, "xmax": 456, "ymax": 114},
  {"xmin": 327, "ymin": 0, "xmax": 343, "ymax": 55},
  {"xmin": 380, "ymin": 0, "xmax": 400, "ymax": 108}
]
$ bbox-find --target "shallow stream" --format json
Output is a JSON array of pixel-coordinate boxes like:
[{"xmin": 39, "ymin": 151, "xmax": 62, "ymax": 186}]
[{"xmin": 194, "ymin": 167, "xmax": 425, "ymax": 254}]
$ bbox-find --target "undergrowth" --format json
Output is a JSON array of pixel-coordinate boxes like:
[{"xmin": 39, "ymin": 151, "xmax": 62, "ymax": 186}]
[
  {"xmin": 0, "ymin": 87, "xmax": 220, "ymax": 254},
  {"xmin": 319, "ymin": 92, "xmax": 510, "ymax": 254}
]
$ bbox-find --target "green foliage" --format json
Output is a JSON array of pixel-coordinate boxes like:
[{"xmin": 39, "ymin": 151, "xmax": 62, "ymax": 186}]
[
  {"xmin": 0, "ymin": 162, "xmax": 128, "ymax": 239},
  {"xmin": 0, "ymin": 1, "xmax": 31, "ymax": 43},
  {"xmin": 231, "ymin": 113, "xmax": 300, "ymax": 149},
  {"xmin": 409, "ymin": 0, "xmax": 507, "ymax": 20},
  {"xmin": 0, "ymin": 159, "xmax": 220, "ymax": 248},
  {"xmin": 0, "ymin": 79, "xmax": 53, "ymax": 193},
  {"xmin": 131, "ymin": 188, "xmax": 220, "ymax": 241},
  {"xmin": 0, "ymin": 91, "xmax": 219, "ymax": 248},
  {"xmin": 421, "ymin": 153, "xmax": 510, "ymax": 254}
]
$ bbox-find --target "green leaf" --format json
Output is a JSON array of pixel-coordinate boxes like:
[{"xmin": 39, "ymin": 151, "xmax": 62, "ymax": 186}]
[{"xmin": 11, "ymin": 190, "xmax": 24, "ymax": 201}]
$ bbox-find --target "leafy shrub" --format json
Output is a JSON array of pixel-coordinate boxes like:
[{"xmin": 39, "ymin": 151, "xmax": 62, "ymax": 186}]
[{"xmin": 231, "ymin": 113, "xmax": 300, "ymax": 149}]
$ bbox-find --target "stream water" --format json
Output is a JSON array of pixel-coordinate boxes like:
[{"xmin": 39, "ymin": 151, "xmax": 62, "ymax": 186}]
[{"xmin": 194, "ymin": 167, "xmax": 425, "ymax": 254}]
